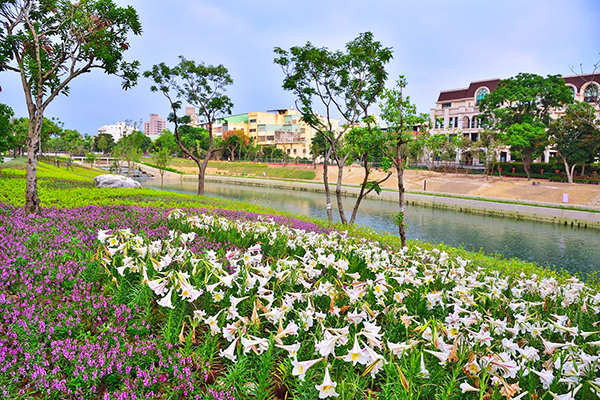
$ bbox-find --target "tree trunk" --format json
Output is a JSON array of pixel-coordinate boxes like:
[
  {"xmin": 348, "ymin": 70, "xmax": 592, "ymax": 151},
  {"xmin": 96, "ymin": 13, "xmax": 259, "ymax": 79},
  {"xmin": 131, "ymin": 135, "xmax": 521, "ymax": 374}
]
[
  {"xmin": 523, "ymin": 152, "xmax": 532, "ymax": 181},
  {"xmin": 323, "ymin": 147, "xmax": 333, "ymax": 223},
  {"xmin": 396, "ymin": 146, "xmax": 407, "ymax": 248},
  {"xmin": 335, "ymin": 154, "xmax": 348, "ymax": 224},
  {"xmin": 25, "ymin": 115, "xmax": 42, "ymax": 215},
  {"xmin": 349, "ymin": 154, "xmax": 370, "ymax": 224},
  {"xmin": 160, "ymin": 170, "xmax": 164, "ymax": 189},
  {"xmin": 562, "ymin": 159, "xmax": 573, "ymax": 184}
]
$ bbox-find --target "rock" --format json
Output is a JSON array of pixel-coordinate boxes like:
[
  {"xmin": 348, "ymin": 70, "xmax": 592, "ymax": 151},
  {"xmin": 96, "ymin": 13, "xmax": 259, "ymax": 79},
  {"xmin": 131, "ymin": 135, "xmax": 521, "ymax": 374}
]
[{"xmin": 93, "ymin": 174, "xmax": 142, "ymax": 189}]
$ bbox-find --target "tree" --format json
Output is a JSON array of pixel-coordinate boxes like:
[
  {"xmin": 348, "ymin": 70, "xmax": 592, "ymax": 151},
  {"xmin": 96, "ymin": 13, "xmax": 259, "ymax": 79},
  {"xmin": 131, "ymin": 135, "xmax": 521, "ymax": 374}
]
[
  {"xmin": 97, "ymin": 136, "xmax": 108, "ymax": 155},
  {"xmin": 145, "ymin": 57, "xmax": 233, "ymax": 196},
  {"xmin": 0, "ymin": 103, "xmax": 14, "ymax": 163},
  {"xmin": 479, "ymin": 73, "xmax": 573, "ymax": 180},
  {"xmin": 113, "ymin": 133, "xmax": 141, "ymax": 177},
  {"xmin": 94, "ymin": 133, "xmax": 115, "ymax": 154},
  {"xmin": 222, "ymin": 129, "xmax": 248, "ymax": 161},
  {"xmin": 548, "ymin": 102, "xmax": 600, "ymax": 183},
  {"xmin": 1, "ymin": 0, "xmax": 141, "ymax": 214},
  {"xmin": 473, "ymin": 129, "xmax": 504, "ymax": 179},
  {"xmin": 379, "ymin": 76, "xmax": 425, "ymax": 247},
  {"xmin": 344, "ymin": 121, "xmax": 392, "ymax": 224},
  {"xmin": 152, "ymin": 130, "xmax": 177, "ymax": 154},
  {"xmin": 275, "ymin": 32, "xmax": 393, "ymax": 224},
  {"xmin": 154, "ymin": 148, "xmax": 171, "ymax": 189}
]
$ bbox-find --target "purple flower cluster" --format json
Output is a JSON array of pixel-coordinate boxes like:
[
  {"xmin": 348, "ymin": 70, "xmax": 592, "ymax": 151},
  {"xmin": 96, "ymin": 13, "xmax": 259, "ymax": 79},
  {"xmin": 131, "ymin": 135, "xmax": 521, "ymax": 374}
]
[{"xmin": 0, "ymin": 204, "xmax": 319, "ymax": 398}]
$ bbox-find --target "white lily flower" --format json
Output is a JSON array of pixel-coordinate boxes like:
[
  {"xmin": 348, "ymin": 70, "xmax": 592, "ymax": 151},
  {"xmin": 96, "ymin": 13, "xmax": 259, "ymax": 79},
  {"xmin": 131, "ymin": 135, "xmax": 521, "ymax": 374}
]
[
  {"xmin": 157, "ymin": 287, "xmax": 175, "ymax": 309},
  {"xmin": 275, "ymin": 343, "xmax": 301, "ymax": 358},
  {"xmin": 292, "ymin": 358, "xmax": 322, "ymax": 381},
  {"xmin": 315, "ymin": 365, "xmax": 338, "ymax": 398},
  {"xmin": 460, "ymin": 382, "xmax": 479, "ymax": 393},
  {"xmin": 219, "ymin": 338, "xmax": 238, "ymax": 362},
  {"xmin": 343, "ymin": 336, "xmax": 369, "ymax": 366}
]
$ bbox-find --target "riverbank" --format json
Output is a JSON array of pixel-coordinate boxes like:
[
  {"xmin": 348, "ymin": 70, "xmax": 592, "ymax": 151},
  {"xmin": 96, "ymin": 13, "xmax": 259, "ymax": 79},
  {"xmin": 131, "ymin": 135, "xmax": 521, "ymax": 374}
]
[{"xmin": 138, "ymin": 163, "xmax": 600, "ymax": 229}]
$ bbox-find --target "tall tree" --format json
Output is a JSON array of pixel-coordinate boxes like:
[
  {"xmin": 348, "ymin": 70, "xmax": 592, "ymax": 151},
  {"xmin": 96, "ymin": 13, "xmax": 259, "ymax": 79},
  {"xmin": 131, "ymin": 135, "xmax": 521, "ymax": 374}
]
[
  {"xmin": 548, "ymin": 101, "xmax": 600, "ymax": 183},
  {"xmin": 379, "ymin": 76, "xmax": 425, "ymax": 247},
  {"xmin": 275, "ymin": 32, "xmax": 393, "ymax": 224},
  {"xmin": 479, "ymin": 73, "xmax": 573, "ymax": 180},
  {"xmin": 0, "ymin": 0, "xmax": 141, "ymax": 214},
  {"xmin": 145, "ymin": 57, "xmax": 233, "ymax": 196}
]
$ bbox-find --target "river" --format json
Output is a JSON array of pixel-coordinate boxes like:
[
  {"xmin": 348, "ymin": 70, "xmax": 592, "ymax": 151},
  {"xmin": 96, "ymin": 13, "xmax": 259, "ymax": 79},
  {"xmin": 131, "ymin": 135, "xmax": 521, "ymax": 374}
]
[{"xmin": 144, "ymin": 177, "xmax": 600, "ymax": 277}]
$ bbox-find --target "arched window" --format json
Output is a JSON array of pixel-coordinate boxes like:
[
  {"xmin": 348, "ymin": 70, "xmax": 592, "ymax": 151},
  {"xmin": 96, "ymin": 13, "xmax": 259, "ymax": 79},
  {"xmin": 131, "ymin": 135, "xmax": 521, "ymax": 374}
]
[
  {"xmin": 584, "ymin": 84, "xmax": 598, "ymax": 103},
  {"xmin": 568, "ymin": 86, "xmax": 576, "ymax": 98},
  {"xmin": 475, "ymin": 88, "xmax": 489, "ymax": 105}
]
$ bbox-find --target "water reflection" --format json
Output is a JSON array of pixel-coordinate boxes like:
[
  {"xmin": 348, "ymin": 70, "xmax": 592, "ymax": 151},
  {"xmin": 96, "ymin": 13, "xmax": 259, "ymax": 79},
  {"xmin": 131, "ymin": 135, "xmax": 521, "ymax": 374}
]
[{"xmin": 145, "ymin": 178, "xmax": 600, "ymax": 276}]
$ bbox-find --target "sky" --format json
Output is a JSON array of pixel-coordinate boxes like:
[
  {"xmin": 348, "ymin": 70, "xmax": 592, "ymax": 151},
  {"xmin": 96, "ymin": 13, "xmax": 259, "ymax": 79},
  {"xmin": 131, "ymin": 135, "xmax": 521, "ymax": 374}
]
[{"xmin": 2, "ymin": 0, "xmax": 600, "ymax": 135}]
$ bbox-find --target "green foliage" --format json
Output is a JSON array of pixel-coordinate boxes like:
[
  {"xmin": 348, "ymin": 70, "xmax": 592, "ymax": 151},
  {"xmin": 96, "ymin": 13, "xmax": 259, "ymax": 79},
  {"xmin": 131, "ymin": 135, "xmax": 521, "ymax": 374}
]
[
  {"xmin": 152, "ymin": 130, "xmax": 177, "ymax": 154},
  {"xmin": 95, "ymin": 133, "xmax": 116, "ymax": 154},
  {"xmin": 548, "ymin": 101, "xmax": 600, "ymax": 182},
  {"xmin": 179, "ymin": 125, "xmax": 210, "ymax": 158},
  {"xmin": 0, "ymin": 103, "xmax": 14, "ymax": 162},
  {"xmin": 479, "ymin": 73, "xmax": 574, "ymax": 178}
]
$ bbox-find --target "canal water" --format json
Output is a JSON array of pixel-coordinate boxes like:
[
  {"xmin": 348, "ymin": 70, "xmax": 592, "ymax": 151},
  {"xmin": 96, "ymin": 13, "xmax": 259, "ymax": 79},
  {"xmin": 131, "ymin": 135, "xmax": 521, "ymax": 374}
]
[{"xmin": 144, "ymin": 178, "xmax": 600, "ymax": 277}]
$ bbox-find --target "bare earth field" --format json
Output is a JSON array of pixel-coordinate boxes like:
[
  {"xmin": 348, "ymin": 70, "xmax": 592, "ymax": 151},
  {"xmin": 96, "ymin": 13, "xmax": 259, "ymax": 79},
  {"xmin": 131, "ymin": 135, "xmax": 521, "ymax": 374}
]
[{"xmin": 172, "ymin": 162, "xmax": 600, "ymax": 208}]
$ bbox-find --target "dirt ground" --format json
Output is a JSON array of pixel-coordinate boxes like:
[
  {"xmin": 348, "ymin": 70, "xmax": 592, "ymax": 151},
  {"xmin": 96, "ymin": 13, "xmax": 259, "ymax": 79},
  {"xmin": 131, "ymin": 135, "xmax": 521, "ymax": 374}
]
[{"xmin": 174, "ymin": 163, "xmax": 600, "ymax": 208}]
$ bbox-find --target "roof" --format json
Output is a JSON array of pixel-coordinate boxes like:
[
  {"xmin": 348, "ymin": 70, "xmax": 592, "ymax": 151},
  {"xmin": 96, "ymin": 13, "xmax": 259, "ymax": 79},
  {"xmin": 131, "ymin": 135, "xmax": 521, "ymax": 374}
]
[
  {"xmin": 436, "ymin": 73, "xmax": 600, "ymax": 103},
  {"xmin": 437, "ymin": 79, "xmax": 500, "ymax": 102},
  {"xmin": 563, "ymin": 73, "xmax": 600, "ymax": 91}
]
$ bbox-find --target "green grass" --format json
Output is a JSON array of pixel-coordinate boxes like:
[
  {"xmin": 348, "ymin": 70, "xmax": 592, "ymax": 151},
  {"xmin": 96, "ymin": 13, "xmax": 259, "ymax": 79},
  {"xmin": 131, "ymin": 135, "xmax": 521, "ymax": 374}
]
[
  {"xmin": 2, "ymin": 163, "xmax": 597, "ymax": 290},
  {"xmin": 168, "ymin": 158, "xmax": 317, "ymax": 180}
]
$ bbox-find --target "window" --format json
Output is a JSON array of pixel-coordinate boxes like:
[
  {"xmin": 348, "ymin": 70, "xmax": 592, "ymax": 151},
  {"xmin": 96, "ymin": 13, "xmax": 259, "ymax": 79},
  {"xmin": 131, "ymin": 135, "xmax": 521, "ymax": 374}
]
[
  {"xmin": 250, "ymin": 128, "xmax": 256, "ymax": 133},
  {"xmin": 293, "ymin": 149, "xmax": 297, "ymax": 154},
  {"xmin": 449, "ymin": 118, "xmax": 454, "ymax": 129},
  {"xmin": 475, "ymin": 88, "xmax": 489, "ymax": 105},
  {"xmin": 266, "ymin": 135, "xmax": 274, "ymax": 141},
  {"xmin": 584, "ymin": 84, "xmax": 599, "ymax": 103},
  {"xmin": 454, "ymin": 117, "xmax": 458, "ymax": 128},
  {"xmin": 249, "ymin": 119, "xmax": 256, "ymax": 123},
  {"xmin": 569, "ymin": 86, "xmax": 576, "ymax": 98},
  {"xmin": 470, "ymin": 117, "xmax": 476, "ymax": 128},
  {"xmin": 442, "ymin": 103, "xmax": 451, "ymax": 108}
]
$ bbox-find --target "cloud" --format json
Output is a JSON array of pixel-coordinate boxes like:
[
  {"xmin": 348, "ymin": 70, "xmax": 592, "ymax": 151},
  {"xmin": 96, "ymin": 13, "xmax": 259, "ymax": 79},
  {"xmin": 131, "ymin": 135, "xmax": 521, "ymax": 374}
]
[{"xmin": 190, "ymin": 2, "xmax": 237, "ymax": 26}]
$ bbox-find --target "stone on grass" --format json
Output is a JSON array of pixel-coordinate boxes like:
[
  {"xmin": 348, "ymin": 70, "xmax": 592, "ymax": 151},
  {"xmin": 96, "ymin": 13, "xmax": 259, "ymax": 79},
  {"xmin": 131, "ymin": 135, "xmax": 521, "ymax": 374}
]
[{"xmin": 93, "ymin": 174, "xmax": 142, "ymax": 189}]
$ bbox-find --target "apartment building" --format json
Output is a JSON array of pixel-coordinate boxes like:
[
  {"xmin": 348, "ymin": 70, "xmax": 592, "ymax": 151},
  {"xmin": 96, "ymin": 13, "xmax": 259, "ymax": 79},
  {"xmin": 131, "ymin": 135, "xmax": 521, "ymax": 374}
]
[
  {"xmin": 97, "ymin": 121, "xmax": 135, "ymax": 141},
  {"xmin": 430, "ymin": 73, "xmax": 600, "ymax": 164},
  {"xmin": 201, "ymin": 108, "xmax": 341, "ymax": 158},
  {"xmin": 143, "ymin": 114, "xmax": 167, "ymax": 138}
]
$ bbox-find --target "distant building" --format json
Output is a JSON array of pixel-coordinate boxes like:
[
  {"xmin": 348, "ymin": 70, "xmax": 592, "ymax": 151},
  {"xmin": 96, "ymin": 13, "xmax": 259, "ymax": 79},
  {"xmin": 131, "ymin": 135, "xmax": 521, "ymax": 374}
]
[
  {"xmin": 97, "ymin": 121, "xmax": 134, "ymax": 141},
  {"xmin": 201, "ymin": 108, "xmax": 341, "ymax": 158},
  {"xmin": 185, "ymin": 106, "xmax": 199, "ymax": 126},
  {"xmin": 143, "ymin": 114, "xmax": 167, "ymax": 137},
  {"xmin": 430, "ymin": 73, "xmax": 600, "ymax": 165}
]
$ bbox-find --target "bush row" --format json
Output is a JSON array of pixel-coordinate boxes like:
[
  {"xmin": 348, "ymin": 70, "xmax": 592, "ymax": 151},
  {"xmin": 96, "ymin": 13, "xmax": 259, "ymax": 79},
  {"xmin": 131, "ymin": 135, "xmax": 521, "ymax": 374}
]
[{"xmin": 498, "ymin": 162, "xmax": 600, "ymax": 175}]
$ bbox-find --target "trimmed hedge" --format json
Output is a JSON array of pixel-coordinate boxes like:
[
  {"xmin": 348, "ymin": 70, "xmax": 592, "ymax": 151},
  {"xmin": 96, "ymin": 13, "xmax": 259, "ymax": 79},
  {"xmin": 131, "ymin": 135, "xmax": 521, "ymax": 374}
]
[{"xmin": 498, "ymin": 162, "xmax": 600, "ymax": 176}]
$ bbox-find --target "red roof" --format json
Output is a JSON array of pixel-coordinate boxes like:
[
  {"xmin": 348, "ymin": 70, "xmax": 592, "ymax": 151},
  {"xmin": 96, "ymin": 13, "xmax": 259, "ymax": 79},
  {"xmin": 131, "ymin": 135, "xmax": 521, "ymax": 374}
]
[
  {"xmin": 436, "ymin": 73, "xmax": 599, "ymax": 103},
  {"xmin": 563, "ymin": 73, "xmax": 600, "ymax": 91}
]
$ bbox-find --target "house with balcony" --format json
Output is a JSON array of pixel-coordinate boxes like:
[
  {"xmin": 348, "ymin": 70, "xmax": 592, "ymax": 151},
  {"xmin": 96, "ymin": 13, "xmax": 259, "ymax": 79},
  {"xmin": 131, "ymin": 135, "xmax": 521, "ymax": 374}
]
[{"xmin": 430, "ymin": 73, "xmax": 600, "ymax": 166}]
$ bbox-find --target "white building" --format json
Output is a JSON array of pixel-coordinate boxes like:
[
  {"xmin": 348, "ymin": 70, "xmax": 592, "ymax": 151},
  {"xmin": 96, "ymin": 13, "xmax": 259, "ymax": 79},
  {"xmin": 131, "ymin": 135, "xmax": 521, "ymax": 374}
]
[{"xmin": 97, "ymin": 121, "xmax": 135, "ymax": 141}]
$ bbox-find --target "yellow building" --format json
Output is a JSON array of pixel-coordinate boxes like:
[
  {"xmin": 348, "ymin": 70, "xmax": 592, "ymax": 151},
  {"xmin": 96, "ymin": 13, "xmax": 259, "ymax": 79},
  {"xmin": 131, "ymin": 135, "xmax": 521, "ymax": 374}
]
[{"xmin": 201, "ymin": 108, "xmax": 341, "ymax": 158}]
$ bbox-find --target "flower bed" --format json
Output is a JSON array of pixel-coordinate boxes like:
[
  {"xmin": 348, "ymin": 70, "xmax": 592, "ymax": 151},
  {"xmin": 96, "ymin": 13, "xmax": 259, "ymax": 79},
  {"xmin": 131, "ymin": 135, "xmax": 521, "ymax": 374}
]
[{"xmin": 93, "ymin": 208, "xmax": 600, "ymax": 399}]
